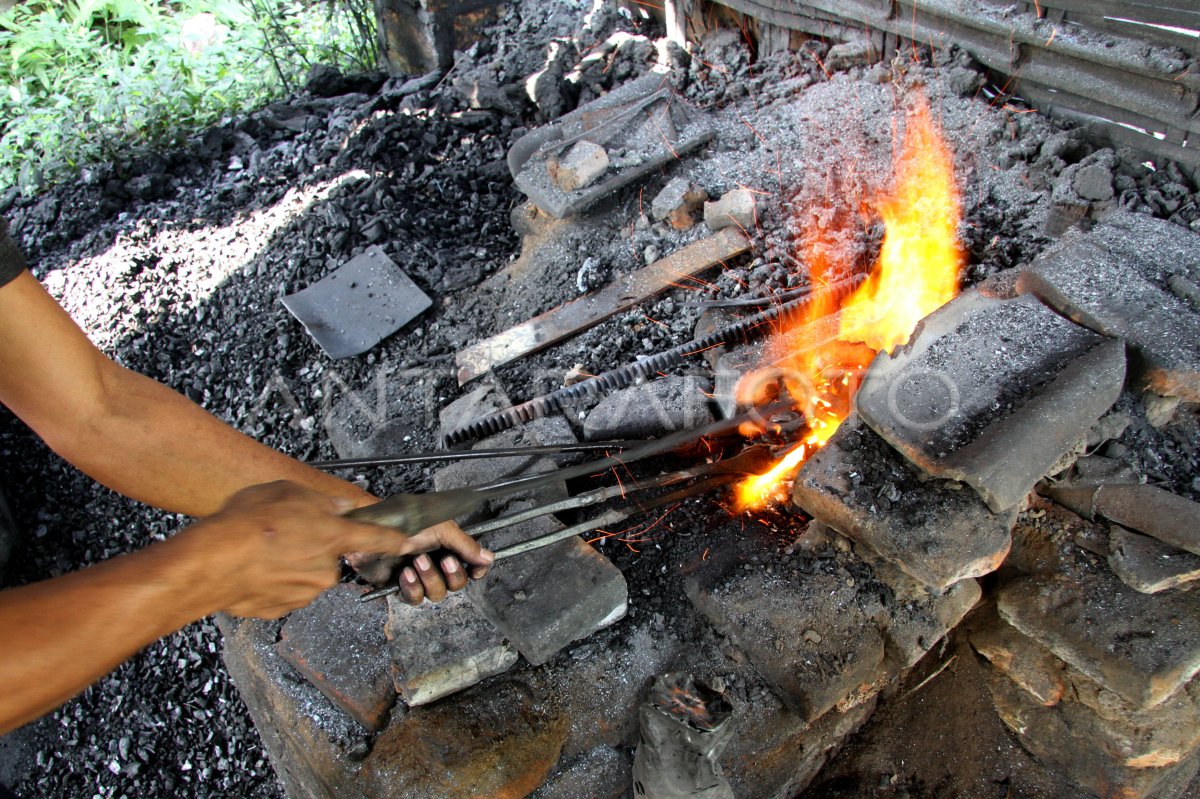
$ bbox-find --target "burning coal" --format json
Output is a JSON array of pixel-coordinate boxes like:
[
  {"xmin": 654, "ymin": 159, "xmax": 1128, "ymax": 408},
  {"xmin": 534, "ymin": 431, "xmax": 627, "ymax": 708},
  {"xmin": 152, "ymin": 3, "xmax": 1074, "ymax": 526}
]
[{"xmin": 735, "ymin": 91, "xmax": 964, "ymax": 510}]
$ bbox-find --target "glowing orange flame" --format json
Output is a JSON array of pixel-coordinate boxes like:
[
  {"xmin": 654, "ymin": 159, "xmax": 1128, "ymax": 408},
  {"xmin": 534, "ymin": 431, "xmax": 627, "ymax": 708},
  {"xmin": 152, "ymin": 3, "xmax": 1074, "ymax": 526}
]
[{"xmin": 734, "ymin": 91, "xmax": 963, "ymax": 511}]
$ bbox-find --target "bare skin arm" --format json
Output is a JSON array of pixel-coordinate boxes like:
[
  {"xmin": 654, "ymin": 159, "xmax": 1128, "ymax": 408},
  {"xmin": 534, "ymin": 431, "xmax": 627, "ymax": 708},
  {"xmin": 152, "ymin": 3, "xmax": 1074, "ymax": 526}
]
[
  {"xmin": 0, "ymin": 482, "xmax": 476, "ymax": 735},
  {"xmin": 0, "ymin": 271, "xmax": 486, "ymax": 600}
]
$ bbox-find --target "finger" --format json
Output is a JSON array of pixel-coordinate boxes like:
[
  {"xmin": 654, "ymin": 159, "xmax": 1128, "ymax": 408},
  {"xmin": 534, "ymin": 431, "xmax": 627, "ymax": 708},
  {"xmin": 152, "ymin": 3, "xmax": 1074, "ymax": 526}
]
[
  {"xmin": 346, "ymin": 552, "xmax": 399, "ymax": 585},
  {"xmin": 398, "ymin": 566, "xmax": 424, "ymax": 606},
  {"xmin": 417, "ymin": 521, "xmax": 495, "ymax": 569},
  {"xmin": 413, "ymin": 554, "xmax": 448, "ymax": 603},
  {"xmin": 468, "ymin": 563, "xmax": 491, "ymax": 580},
  {"xmin": 440, "ymin": 555, "xmax": 467, "ymax": 592}
]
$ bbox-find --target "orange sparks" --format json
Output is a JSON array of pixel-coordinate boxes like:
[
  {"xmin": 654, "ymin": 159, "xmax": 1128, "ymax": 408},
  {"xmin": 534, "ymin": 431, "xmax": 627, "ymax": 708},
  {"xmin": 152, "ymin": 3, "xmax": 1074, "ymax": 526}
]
[{"xmin": 733, "ymin": 90, "xmax": 963, "ymax": 511}]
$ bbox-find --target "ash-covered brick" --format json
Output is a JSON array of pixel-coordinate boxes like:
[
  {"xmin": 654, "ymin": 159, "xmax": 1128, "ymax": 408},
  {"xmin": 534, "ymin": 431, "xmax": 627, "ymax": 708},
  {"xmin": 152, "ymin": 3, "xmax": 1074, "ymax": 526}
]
[
  {"xmin": 582, "ymin": 375, "xmax": 714, "ymax": 440},
  {"xmin": 685, "ymin": 544, "xmax": 886, "ymax": 722},
  {"xmin": 384, "ymin": 592, "xmax": 517, "ymax": 707},
  {"xmin": 359, "ymin": 679, "xmax": 571, "ymax": 799},
  {"xmin": 551, "ymin": 140, "xmax": 609, "ymax": 192},
  {"xmin": 1108, "ymin": 524, "xmax": 1200, "ymax": 594},
  {"xmin": 997, "ymin": 562, "xmax": 1200, "ymax": 709},
  {"xmin": 1016, "ymin": 211, "xmax": 1200, "ymax": 401},
  {"xmin": 468, "ymin": 511, "xmax": 627, "ymax": 666},
  {"xmin": 704, "ymin": 188, "xmax": 757, "ymax": 232},
  {"xmin": 275, "ymin": 583, "xmax": 397, "ymax": 732},
  {"xmin": 861, "ymin": 550, "xmax": 981, "ymax": 669},
  {"xmin": 985, "ymin": 670, "xmax": 1200, "ymax": 799},
  {"xmin": 855, "ymin": 290, "xmax": 1125, "ymax": 513},
  {"xmin": 971, "ymin": 614, "xmax": 1069, "ymax": 706},
  {"xmin": 793, "ymin": 414, "xmax": 1014, "ymax": 590}
]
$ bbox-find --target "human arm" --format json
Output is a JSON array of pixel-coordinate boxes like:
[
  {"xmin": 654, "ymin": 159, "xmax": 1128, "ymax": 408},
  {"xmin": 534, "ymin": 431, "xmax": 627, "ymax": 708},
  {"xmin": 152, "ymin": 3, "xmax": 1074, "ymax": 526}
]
[
  {"xmin": 0, "ymin": 271, "xmax": 485, "ymax": 599},
  {"xmin": 0, "ymin": 481, "xmax": 490, "ymax": 735}
]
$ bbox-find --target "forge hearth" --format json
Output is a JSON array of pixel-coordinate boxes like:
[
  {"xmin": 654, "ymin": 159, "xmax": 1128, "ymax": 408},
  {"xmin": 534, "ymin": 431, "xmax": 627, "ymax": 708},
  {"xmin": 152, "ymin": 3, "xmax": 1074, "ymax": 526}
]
[{"xmin": 213, "ymin": 9, "xmax": 1200, "ymax": 797}]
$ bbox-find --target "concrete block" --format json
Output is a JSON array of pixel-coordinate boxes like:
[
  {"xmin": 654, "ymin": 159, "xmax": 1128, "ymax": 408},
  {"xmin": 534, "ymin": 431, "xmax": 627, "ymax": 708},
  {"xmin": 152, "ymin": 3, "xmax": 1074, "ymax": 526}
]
[
  {"xmin": 986, "ymin": 670, "xmax": 1200, "ymax": 798},
  {"xmin": 793, "ymin": 414, "xmax": 1014, "ymax": 590},
  {"xmin": 1017, "ymin": 212, "xmax": 1200, "ymax": 401},
  {"xmin": 468, "ymin": 512, "xmax": 628, "ymax": 666},
  {"xmin": 862, "ymin": 550, "xmax": 982, "ymax": 669},
  {"xmin": 1108, "ymin": 524, "xmax": 1200, "ymax": 594},
  {"xmin": 582, "ymin": 376, "xmax": 715, "ymax": 441},
  {"xmin": 275, "ymin": 584, "xmax": 396, "ymax": 732},
  {"xmin": 997, "ymin": 563, "xmax": 1200, "ymax": 709},
  {"xmin": 384, "ymin": 592, "xmax": 517, "ymax": 707},
  {"xmin": 551, "ymin": 140, "xmax": 609, "ymax": 192},
  {"xmin": 685, "ymin": 545, "xmax": 886, "ymax": 722},
  {"xmin": 358, "ymin": 679, "xmax": 570, "ymax": 799},
  {"xmin": 704, "ymin": 189, "xmax": 757, "ymax": 232},
  {"xmin": 971, "ymin": 616, "xmax": 1069, "ymax": 706},
  {"xmin": 855, "ymin": 290, "xmax": 1125, "ymax": 512}
]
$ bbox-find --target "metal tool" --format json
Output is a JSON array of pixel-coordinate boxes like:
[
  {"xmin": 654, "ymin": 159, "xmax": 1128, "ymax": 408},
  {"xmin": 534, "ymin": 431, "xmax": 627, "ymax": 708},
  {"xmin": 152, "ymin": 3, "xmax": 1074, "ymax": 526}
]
[
  {"xmin": 310, "ymin": 441, "xmax": 639, "ymax": 472},
  {"xmin": 357, "ymin": 474, "xmax": 738, "ymax": 603},
  {"xmin": 344, "ymin": 400, "xmax": 793, "ymax": 534}
]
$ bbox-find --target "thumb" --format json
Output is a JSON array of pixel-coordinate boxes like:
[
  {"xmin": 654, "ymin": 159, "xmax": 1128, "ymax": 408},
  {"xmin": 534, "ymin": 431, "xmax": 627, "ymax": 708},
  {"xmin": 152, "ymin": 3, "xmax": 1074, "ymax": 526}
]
[{"xmin": 338, "ymin": 521, "xmax": 415, "ymax": 557}]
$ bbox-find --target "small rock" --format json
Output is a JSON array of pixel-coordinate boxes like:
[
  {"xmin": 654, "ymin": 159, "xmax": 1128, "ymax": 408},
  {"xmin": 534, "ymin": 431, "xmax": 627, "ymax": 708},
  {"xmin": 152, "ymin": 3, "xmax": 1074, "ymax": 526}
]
[
  {"xmin": 1072, "ymin": 164, "xmax": 1115, "ymax": 202},
  {"xmin": 1145, "ymin": 393, "xmax": 1181, "ymax": 428},
  {"xmin": 551, "ymin": 140, "xmax": 610, "ymax": 192},
  {"xmin": 704, "ymin": 188, "xmax": 757, "ymax": 232}
]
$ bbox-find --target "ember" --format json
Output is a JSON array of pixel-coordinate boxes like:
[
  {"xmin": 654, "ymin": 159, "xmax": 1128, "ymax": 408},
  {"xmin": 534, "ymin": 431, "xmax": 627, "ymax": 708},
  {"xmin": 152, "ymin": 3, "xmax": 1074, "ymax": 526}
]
[{"xmin": 735, "ymin": 91, "xmax": 964, "ymax": 509}]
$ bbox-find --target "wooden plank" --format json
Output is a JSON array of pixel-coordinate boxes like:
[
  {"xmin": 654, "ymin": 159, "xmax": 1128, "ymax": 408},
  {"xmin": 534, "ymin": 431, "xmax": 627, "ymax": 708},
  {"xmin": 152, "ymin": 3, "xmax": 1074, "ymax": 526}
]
[{"xmin": 454, "ymin": 228, "xmax": 752, "ymax": 385}]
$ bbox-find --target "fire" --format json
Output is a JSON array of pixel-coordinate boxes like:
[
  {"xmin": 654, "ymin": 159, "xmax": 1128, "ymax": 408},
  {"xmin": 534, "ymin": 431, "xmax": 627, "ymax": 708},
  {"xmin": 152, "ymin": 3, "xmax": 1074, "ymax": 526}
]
[{"xmin": 735, "ymin": 92, "xmax": 963, "ymax": 510}]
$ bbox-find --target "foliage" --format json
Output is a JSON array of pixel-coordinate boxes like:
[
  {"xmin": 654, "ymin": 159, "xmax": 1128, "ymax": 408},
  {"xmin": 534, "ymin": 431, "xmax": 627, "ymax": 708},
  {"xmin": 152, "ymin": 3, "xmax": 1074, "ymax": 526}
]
[{"xmin": 0, "ymin": 0, "xmax": 378, "ymax": 192}]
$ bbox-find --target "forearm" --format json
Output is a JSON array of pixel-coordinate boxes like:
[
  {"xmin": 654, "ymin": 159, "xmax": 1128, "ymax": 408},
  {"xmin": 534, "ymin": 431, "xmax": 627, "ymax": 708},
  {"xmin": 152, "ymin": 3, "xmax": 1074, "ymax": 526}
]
[
  {"xmin": 0, "ymin": 533, "xmax": 215, "ymax": 735},
  {"xmin": 44, "ymin": 365, "xmax": 371, "ymax": 517}
]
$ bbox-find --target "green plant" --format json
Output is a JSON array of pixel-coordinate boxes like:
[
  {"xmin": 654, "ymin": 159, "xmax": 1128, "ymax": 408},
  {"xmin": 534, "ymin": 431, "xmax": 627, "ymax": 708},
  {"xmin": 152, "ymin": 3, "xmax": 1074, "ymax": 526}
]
[{"xmin": 0, "ymin": 0, "xmax": 378, "ymax": 193}]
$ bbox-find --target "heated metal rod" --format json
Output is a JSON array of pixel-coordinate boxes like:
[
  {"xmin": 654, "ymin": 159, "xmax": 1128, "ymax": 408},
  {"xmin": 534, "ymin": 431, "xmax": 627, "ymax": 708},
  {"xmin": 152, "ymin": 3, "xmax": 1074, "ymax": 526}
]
[
  {"xmin": 464, "ymin": 445, "xmax": 772, "ymax": 538},
  {"xmin": 310, "ymin": 441, "xmax": 639, "ymax": 471},
  {"xmin": 346, "ymin": 401, "xmax": 794, "ymax": 540},
  {"xmin": 492, "ymin": 474, "xmax": 737, "ymax": 561},
  {"xmin": 358, "ymin": 475, "xmax": 736, "ymax": 602}
]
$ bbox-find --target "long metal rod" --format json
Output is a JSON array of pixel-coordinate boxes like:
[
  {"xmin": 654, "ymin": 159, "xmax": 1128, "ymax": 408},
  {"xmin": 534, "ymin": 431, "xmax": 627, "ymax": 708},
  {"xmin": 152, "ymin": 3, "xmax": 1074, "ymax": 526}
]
[
  {"xmin": 311, "ymin": 441, "xmax": 639, "ymax": 471},
  {"xmin": 358, "ymin": 475, "xmax": 735, "ymax": 602},
  {"xmin": 464, "ymin": 445, "xmax": 771, "ymax": 538}
]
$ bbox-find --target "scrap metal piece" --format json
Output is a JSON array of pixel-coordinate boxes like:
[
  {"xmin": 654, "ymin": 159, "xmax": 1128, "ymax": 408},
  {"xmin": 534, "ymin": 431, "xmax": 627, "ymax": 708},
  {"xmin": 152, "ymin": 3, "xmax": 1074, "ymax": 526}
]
[
  {"xmin": 454, "ymin": 227, "xmax": 751, "ymax": 385},
  {"xmin": 509, "ymin": 71, "xmax": 716, "ymax": 218},
  {"xmin": 281, "ymin": 245, "xmax": 431, "ymax": 359}
]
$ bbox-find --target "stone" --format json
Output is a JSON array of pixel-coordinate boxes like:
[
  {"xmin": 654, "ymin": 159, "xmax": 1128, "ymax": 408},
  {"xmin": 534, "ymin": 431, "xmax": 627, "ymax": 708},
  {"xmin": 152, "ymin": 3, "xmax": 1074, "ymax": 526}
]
[
  {"xmin": 986, "ymin": 670, "xmax": 1200, "ymax": 799},
  {"xmin": 275, "ymin": 583, "xmax": 397, "ymax": 732},
  {"xmin": 971, "ymin": 616, "xmax": 1068, "ymax": 706},
  {"xmin": 1108, "ymin": 524, "xmax": 1200, "ymax": 594},
  {"xmin": 438, "ymin": 380, "xmax": 510, "ymax": 433},
  {"xmin": 220, "ymin": 615, "xmax": 368, "ymax": 799},
  {"xmin": 359, "ymin": 679, "xmax": 571, "ymax": 799},
  {"xmin": 384, "ymin": 592, "xmax": 517, "ymax": 707},
  {"xmin": 468, "ymin": 511, "xmax": 628, "ymax": 666},
  {"xmin": 863, "ymin": 552, "xmax": 982, "ymax": 669},
  {"xmin": 997, "ymin": 563, "xmax": 1200, "ymax": 709},
  {"xmin": 793, "ymin": 414, "xmax": 1014, "ymax": 590},
  {"xmin": 703, "ymin": 188, "xmax": 757, "ymax": 232},
  {"xmin": 529, "ymin": 746, "xmax": 631, "ymax": 799},
  {"xmin": 582, "ymin": 376, "xmax": 714, "ymax": 440},
  {"xmin": 1016, "ymin": 212, "xmax": 1200, "ymax": 401},
  {"xmin": 551, "ymin": 140, "xmax": 609, "ymax": 192},
  {"xmin": 1051, "ymin": 482, "xmax": 1200, "ymax": 558},
  {"xmin": 1072, "ymin": 163, "xmax": 1115, "ymax": 202},
  {"xmin": 1145, "ymin": 393, "xmax": 1182, "ymax": 428},
  {"xmin": 825, "ymin": 40, "xmax": 873, "ymax": 70},
  {"xmin": 855, "ymin": 290, "xmax": 1125, "ymax": 513},
  {"xmin": 650, "ymin": 176, "xmax": 708, "ymax": 230},
  {"xmin": 685, "ymin": 546, "xmax": 886, "ymax": 722}
]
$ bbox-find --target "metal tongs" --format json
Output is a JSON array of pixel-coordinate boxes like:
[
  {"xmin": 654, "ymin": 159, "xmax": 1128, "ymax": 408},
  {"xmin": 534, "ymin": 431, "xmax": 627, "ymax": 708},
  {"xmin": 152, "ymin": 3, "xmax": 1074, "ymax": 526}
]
[{"xmin": 349, "ymin": 401, "xmax": 794, "ymax": 602}]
